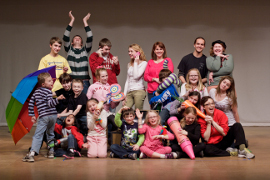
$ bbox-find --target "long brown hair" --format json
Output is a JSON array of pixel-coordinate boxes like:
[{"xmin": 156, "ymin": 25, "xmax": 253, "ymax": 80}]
[
  {"xmin": 216, "ymin": 76, "xmax": 237, "ymax": 108},
  {"xmin": 151, "ymin": 42, "xmax": 167, "ymax": 60},
  {"xmin": 180, "ymin": 107, "xmax": 197, "ymax": 128},
  {"xmin": 129, "ymin": 44, "xmax": 147, "ymax": 66}
]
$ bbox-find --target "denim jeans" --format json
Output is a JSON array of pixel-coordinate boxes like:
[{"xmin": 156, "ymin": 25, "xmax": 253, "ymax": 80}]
[
  {"xmin": 159, "ymin": 108, "xmax": 170, "ymax": 125},
  {"xmin": 110, "ymin": 144, "xmax": 140, "ymax": 158},
  {"xmin": 82, "ymin": 80, "xmax": 90, "ymax": 95},
  {"xmin": 77, "ymin": 115, "xmax": 88, "ymax": 136},
  {"xmin": 56, "ymin": 116, "xmax": 66, "ymax": 125},
  {"xmin": 54, "ymin": 134, "xmax": 79, "ymax": 157},
  {"xmin": 30, "ymin": 115, "xmax": 57, "ymax": 154}
]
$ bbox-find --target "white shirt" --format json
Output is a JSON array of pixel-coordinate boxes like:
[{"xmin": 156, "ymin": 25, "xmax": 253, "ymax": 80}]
[
  {"xmin": 180, "ymin": 83, "xmax": 208, "ymax": 100},
  {"xmin": 124, "ymin": 61, "xmax": 147, "ymax": 95}
]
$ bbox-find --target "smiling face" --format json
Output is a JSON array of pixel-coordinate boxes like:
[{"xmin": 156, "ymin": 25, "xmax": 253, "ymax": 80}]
[
  {"xmin": 213, "ymin": 43, "xmax": 224, "ymax": 55},
  {"xmin": 188, "ymin": 95, "xmax": 199, "ymax": 105},
  {"xmin": 72, "ymin": 82, "xmax": 83, "ymax": 97},
  {"xmin": 219, "ymin": 79, "xmax": 231, "ymax": 92},
  {"xmin": 65, "ymin": 115, "xmax": 75, "ymax": 127},
  {"xmin": 87, "ymin": 100, "xmax": 98, "ymax": 114},
  {"xmin": 185, "ymin": 113, "xmax": 196, "ymax": 125},
  {"xmin": 203, "ymin": 98, "xmax": 215, "ymax": 116},
  {"xmin": 72, "ymin": 36, "xmax": 82, "ymax": 47},
  {"xmin": 194, "ymin": 38, "xmax": 205, "ymax": 53},
  {"xmin": 50, "ymin": 42, "xmax": 61, "ymax": 55},
  {"xmin": 147, "ymin": 112, "xmax": 160, "ymax": 127},
  {"xmin": 98, "ymin": 70, "xmax": 108, "ymax": 84},
  {"xmin": 188, "ymin": 70, "xmax": 199, "ymax": 85},
  {"xmin": 154, "ymin": 45, "xmax": 164, "ymax": 59},
  {"xmin": 61, "ymin": 81, "xmax": 71, "ymax": 91},
  {"xmin": 42, "ymin": 76, "xmax": 54, "ymax": 89},
  {"xmin": 124, "ymin": 113, "xmax": 135, "ymax": 125},
  {"xmin": 101, "ymin": 45, "xmax": 111, "ymax": 56},
  {"xmin": 128, "ymin": 47, "xmax": 137, "ymax": 59}
]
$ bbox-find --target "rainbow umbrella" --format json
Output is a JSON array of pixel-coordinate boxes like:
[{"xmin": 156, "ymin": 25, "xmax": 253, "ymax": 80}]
[{"xmin": 6, "ymin": 66, "xmax": 56, "ymax": 144}]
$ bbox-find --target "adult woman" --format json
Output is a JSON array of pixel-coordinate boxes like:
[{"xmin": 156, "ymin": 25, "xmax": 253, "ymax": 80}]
[
  {"xmin": 144, "ymin": 42, "xmax": 174, "ymax": 105},
  {"xmin": 197, "ymin": 96, "xmax": 254, "ymax": 158},
  {"xmin": 123, "ymin": 44, "xmax": 147, "ymax": 110},
  {"xmin": 206, "ymin": 40, "xmax": 234, "ymax": 92},
  {"xmin": 209, "ymin": 76, "xmax": 239, "ymax": 126}
]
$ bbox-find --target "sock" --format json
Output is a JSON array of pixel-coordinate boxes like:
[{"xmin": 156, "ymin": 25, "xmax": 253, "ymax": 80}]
[
  {"xmin": 69, "ymin": 148, "xmax": 74, "ymax": 153},
  {"xmin": 160, "ymin": 154, "xmax": 166, "ymax": 159},
  {"xmin": 239, "ymin": 144, "xmax": 246, "ymax": 151},
  {"xmin": 30, "ymin": 151, "xmax": 35, "ymax": 156}
]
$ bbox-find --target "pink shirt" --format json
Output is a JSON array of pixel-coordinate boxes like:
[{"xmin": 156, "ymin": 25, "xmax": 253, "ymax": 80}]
[
  {"xmin": 139, "ymin": 124, "xmax": 174, "ymax": 148},
  {"xmin": 144, "ymin": 58, "xmax": 174, "ymax": 93},
  {"xmin": 86, "ymin": 82, "xmax": 118, "ymax": 112}
]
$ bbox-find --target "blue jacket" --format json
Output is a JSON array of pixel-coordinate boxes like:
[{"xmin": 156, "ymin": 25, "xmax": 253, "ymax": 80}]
[{"xmin": 149, "ymin": 84, "xmax": 179, "ymax": 107}]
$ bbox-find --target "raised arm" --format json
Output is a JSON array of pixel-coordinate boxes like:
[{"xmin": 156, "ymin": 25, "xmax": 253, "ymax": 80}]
[
  {"xmin": 133, "ymin": 61, "xmax": 147, "ymax": 80},
  {"xmin": 63, "ymin": 11, "xmax": 75, "ymax": 53},
  {"xmin": 83, "ymin": 13, "xmax": 93, "ymax": 54},
  {"xmin": 212, "ymin": 54, "xmax": 234, "ymax": 76}
]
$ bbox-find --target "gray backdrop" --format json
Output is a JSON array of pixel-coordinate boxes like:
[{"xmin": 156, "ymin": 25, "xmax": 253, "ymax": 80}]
[{"xmin": 1, "ymin": 0, "xmax": 270, "ymax": 126}]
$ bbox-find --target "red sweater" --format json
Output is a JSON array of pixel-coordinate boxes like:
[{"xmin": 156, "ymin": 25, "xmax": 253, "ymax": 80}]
[
  {"xmin": 89, "ymin": 52, "xmax": 120, "ymax": 85},
  {"xmin": 54, "ymin": 124, "xmax": 84, "ymax": 149},
  {"xmin": 197, "ymin": 109, "xmax": 229, "ymax": 144}
]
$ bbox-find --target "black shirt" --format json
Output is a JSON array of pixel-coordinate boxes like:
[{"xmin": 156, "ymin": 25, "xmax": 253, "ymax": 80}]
[{"xmin": 55, "ymin": 88, "xmax": 73, "ymax": 113}]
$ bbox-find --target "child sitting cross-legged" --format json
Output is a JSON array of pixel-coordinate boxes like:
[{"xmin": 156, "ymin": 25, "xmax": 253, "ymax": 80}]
[
  {"xmin": 110, "ymin": 106, "xmax": 145, "ymax": 160},
  {"xmin": 138, "ymin": 110, "xmax": 178, "ymax": 159}
]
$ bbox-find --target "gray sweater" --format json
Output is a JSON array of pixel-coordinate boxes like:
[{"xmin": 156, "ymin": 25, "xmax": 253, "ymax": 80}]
[{"xmin": 206, "ymin": 54, "xmax": 234, "ymax": 86}]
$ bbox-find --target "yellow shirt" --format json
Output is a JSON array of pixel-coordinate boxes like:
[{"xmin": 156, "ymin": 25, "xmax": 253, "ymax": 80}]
[{"xmin": 38, "ymin": 54, "xmax": 72, "ymax": 92}]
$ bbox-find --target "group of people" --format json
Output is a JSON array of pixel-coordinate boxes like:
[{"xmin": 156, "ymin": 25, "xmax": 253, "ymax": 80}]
[{"xmin": 22, "ymin": 11, "xmax": 255, "ymax": 163}]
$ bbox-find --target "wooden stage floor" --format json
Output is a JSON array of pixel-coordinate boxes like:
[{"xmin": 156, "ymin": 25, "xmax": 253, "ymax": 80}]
[{"xmin": 1, "ymin": 126, "xmax": 270, "ymax": 180}]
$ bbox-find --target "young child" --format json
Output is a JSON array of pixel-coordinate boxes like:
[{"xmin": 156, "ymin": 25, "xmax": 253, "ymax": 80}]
[
  {"xmin": 23, "ymin": 73, "xmax": 65, "ymax": 162},
  {"xmin": 85, "ymin": 99, "xmax": 108, "ymax": 158},
  {"xmin": 86, "ymin": 67, "xmax": 120, "ymax": 141},
  {"xmin": 180, "ymin": 68, "xmax": 208, "ymax": 99},
  {"xmin": 170, "ymin": 107, "xmax": 206, "ymax": 158},
  {"xmin": 54, "ymin": 114, "xmax": 87, "ymax": 159},
  {"xmin": 110, "ymin": 106, "xmax": 145, "ymax": 160},
  {"xmin": 38, "ymin": 37, "xmax": 72, "ymax": 92},
  {"xmin": 138, "ymin": 110, "xmax": 177, "ymax": 159},
  {"xmin": 53, "ymin": 73, "xmax": 73, "ymax": 125},
  {"xmin": 63, "ymin": 11, "xmax": 93, "ymax": 94},
  {"xmin": 58, "ymin": 79, "xmax": 88, "ymax": 136},
  {"xmin": 89, "ymin": 38, "xmax": 120, "ymax": 85},
  {"xmin": 149, "ymin": 69, "xmax": 179, "ymax": 109},
  {"xmin": 160, "ymin": 91, "xmax": 201, "ymax": 125}
]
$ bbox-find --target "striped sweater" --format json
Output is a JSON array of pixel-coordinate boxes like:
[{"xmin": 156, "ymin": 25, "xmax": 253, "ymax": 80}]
[
  {"xmin": 28, "ymin": 87, "xmax": 59, "ymax": 118},
  {"xmin": 63, "ymin": 25, "xmax": 93, "ymax": 80}
]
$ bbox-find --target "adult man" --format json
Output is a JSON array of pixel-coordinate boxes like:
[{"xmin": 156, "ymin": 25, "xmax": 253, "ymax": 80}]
[{"xmin": 178, "ymin": 37, "xmax": 208, "ymax": 84}]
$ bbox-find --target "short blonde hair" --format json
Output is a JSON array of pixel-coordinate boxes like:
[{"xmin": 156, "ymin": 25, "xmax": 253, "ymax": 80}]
[{"xmin": 144, "ymin": 110, "xmax": 161, "ymax": 126}]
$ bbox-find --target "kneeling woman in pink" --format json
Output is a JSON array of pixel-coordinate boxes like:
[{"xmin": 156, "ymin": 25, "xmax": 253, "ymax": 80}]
[
  {"xmin": 144, "ymin": 42, "xmax": 174, "ymax": 104},
  {"xmin": 137, "ymin": 110, "xmax": 178, "ymax": 159}
]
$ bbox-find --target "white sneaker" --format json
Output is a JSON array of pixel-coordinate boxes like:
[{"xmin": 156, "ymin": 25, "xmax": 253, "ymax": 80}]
[
  {"xmin": 238, "ymin": 148, "xmax": 255, "ymax": 159},
  {"xmin": 226, "ymin": 147, "xmax": 238, "ymax": 156}
]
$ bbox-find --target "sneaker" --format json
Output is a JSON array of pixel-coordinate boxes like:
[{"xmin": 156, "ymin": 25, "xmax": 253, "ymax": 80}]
[
  {"xmin": 110, "ymin": 152, "xmax": 114, "ymax": 158},
  {"xmin": 63, "ymin": 151, "xmax": 75, "ymax": 159},
  {"xmin": 22, "ymin": 154, "xmax": 34, "ymax": 162},
  {"xmin": 198, "ymin": 150, "xmax": 204, "ymax": 158},
  {"xmin": 165, "ymin": 152, "xmax": 177, "ymax": 159},
  {"xmin": 175, "ymin": 151, "xmax": 181, "ymax": 159},
  {"xmin": 226, "ymin": 147, "xmax": 238, "ymax": 156},
  {"xmin": 238, "ymin": 148, "xmax": 255, "ymax": 159},
  {"xmin": 128, "ymin": 153, "xmax": 137, "ymax": 160},
  {"xmin": 47, "ymin": 151, "xmax": 54, "ymax": 159},
  {"xmin": 139, "ymin": 152, "xmax": 147, "ymax": 159},
  {"xmin": 74, "ymin": 150, "xmax": 81, "ymax": 157}
]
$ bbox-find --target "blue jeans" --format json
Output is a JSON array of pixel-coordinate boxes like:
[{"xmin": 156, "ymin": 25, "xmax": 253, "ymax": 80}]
[
  {"xmin": 110, "ymin": 144, "xmax": 140, "ymax": 158},
  {"xmin": 159, "ymin": 108, "xmax": 170, "ymax": 125},
  {"xmin": 30, "ymin": 115, "xmax": 57, "ymax": 154},
  {"xmin": 147, "ymin": 92, "xmax": 154, "ymax": 103},
  {"xmin": 77, "ymin": 116, "xmax": 88, "ymax": 136},
  {"xmin": 56, "ymin": 116, "xmax": 66, "ymax": 125},
  {"xmin": 54, "ymin": 134, "xmax": 79, "ymax": 157},
  {"xmin": 82, "ymin": 80, "xmax": 90, "ymax": 95}
]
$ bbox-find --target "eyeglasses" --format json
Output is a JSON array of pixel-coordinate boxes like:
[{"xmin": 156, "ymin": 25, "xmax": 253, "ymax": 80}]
[
  {"xmin": 189, "ymin": 75, "xmax": 198, "ymax": 77},
  {"xmin": 148, "ymin": 116, "xmax": 157, "ymax": 119},
  {"xmin": 204, "ymin": 102, "xmax": 215, "ymax": 107}
]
